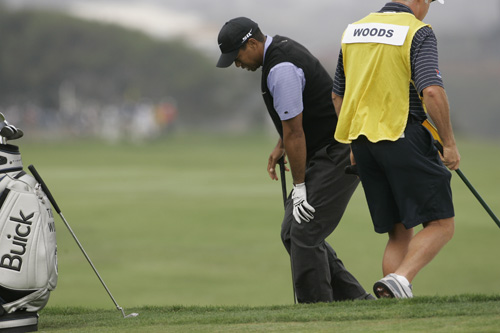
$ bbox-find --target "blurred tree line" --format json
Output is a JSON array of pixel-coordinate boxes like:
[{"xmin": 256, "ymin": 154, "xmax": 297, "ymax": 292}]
[
  {"xmin": 0, "ymin": 6, "xmax": 263, "ymax": 133},
  {"xmin": 0, "ymin": 6, "xmax": 498, "ymax": 138}
]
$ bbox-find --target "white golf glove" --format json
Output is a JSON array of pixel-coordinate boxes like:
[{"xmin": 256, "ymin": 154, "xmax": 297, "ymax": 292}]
[{"xmin": 292, "ymin": 183, "xmax": 315, "ymax": 224}]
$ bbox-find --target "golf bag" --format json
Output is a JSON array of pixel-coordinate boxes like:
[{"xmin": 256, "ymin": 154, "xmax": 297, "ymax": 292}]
[{"xmin": 0, "ymin": 144, "xmax": 58, "ymax": 315}]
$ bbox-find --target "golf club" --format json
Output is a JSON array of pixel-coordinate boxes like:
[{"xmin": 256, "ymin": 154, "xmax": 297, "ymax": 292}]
[
  {"xmin": 278, "ymin": 156, "xmax": 297, "ymax": 304},
  {"xmin": 0, "ymin": 112, "xmax": 24, "ymax": 144},
  {"xmin": 278, "ymin": 156, "xmax": 287, "ymax": 209},
  {"xmin": 27, "ymin": 164, "xmax": 139, "ymax": 319},
  {"xmin": 422, "ymin": 119, "xmax": 500, "ymax": 228},
  {"xmin": 344, "ymin": 121, "xmax": 500, "ymax": 229}
]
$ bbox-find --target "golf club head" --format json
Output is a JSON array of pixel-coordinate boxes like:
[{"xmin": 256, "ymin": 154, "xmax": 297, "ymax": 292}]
[
  {"xmin": 124, "ymin": 312, "xmax": 139, "ymax": 318},
  {"xmin": 0, "ymin": 113, "xmax": 7, "ymax": 128},
  {"xmin": 0, "ymin": 113, "xmax": 24, "ymax": 142},
  {"xmin": 119, "ymin": 307, "xmax": 139, "ymax": 319},
  {"xmin": 0, "ymin": 125, "xmax": 24, "ymax": 140}
]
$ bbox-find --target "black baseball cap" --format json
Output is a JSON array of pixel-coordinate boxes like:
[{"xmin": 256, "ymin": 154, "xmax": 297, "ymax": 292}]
[{"xmin": 216, "ymin": 17, "xmax": 259, "ymax": 68}]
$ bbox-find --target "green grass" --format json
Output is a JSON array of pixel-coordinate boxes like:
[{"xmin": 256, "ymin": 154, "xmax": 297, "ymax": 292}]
[
  {"xmin": 37, "ymin": 295, "xmax": 500, "ymax": 332},
  {"xmin": 12, "ymin": 132, "xmax": 500, "ymax": 331}
]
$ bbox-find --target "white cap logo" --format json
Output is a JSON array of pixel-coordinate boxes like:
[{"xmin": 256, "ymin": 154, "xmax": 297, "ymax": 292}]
[{"xmin": 241, "ymin": 29, "xmax": 253, "ymax": 43}]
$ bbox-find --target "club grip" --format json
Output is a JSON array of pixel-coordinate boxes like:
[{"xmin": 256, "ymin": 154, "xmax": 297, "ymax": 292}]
[
  {"xmin": 28, "ymin": 164, "xmax": 62, "ymax": 214},
  {"xmin": 434, "ymin": 140, "xmax": 444, "ymax": 155},
  {"xmin": 278, "ymin": 156, "xmax": 286, "ymax": 176}
]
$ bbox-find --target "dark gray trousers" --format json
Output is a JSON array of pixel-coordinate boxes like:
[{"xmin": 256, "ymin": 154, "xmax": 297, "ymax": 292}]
[{"xmin": 281, "ymin": 143, "xmax": 367, "ymax": 303}]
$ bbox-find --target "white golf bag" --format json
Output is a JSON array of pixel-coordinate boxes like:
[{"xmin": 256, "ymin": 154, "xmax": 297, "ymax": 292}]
[{"xmin": 0, "ymin": 144, "xmax": 58, "ymax": 315}]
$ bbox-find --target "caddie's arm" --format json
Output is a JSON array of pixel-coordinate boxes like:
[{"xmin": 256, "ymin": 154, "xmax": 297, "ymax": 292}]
[
  {"xmin": 282, "ymin": 113, "xmax": 306, "ymax": 185},
  {"xmin": 332, "ymin": 91, "xmax": 356, "ymax": 166},
  {"xmin": 423, "ymin": 85, "xmax": 461, "ymax": 170},
  {"xmin": 332, "ymin": 92, "xmax": 343, "ymax": 117}
]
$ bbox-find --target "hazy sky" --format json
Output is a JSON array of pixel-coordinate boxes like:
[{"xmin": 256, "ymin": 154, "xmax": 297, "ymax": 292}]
[{"xmin": 3, "ymin": 0, "xmax": 500, "ymax": 57}]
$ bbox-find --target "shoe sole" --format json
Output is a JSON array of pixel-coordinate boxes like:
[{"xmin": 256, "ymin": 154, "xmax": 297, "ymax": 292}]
[
  {"xmin": 373, "ymin": 281, "xmax": 396, "ymax": 298},
  {"xmin": 373, "ymin": 276, "xmax": 413, "ymax": 299}
]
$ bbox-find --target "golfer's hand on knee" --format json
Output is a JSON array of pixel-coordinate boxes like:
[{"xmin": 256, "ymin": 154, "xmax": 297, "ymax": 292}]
[{"xmin": 292, "ymin": 183, "xmax": 315, "ymax": 223}]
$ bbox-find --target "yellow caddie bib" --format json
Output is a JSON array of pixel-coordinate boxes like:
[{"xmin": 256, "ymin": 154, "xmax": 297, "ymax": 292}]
[{"xmin": 335, "ymin": 12, "xmax": 430, "ymax": 143}]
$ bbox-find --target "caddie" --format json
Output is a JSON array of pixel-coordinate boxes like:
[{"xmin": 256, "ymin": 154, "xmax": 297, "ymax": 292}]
[{"xmin": 332, "ymin": 0, "xmax": 460, "ymax": 298}]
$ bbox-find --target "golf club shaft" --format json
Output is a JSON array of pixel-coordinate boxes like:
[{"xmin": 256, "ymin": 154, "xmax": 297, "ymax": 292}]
[
  {"xmin": 278, "ymin": 157, "xmax": 287, "ymax": 209},
  {"xmin": 27, "ymin": 165, "xmax": 125, "ymax": 313},
  {"xmin": 436, "ymin": 143, "xmax": 500, "ymax": 228},
  {"xmin": 455, "ymin": 169, "xmax": 500, "ymax": 228},
  {"xmin": 58, "ymin": 212, "xmax": 123, "ymax": 310},
  {"xmin": 277, "ymin": 157, "xmax": 297, "ymax": 304},
  {"xmin": 422, "ymin": 120, "xmax": 500, "ymax": 228}
]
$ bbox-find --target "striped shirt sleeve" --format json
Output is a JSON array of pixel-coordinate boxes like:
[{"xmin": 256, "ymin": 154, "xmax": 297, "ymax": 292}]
[
  {"xmin": 411, "ymin": 26, "xmax": 444, "ymax": 95},
  {"xmin": 332, "ymin": 49, "xmax": 345, "ymax": 97}
]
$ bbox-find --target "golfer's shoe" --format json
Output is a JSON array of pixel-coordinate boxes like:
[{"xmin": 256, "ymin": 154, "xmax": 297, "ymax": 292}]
[{"xmin": 373, "ymin": 274, "xmax": 413, "ymax": 299}]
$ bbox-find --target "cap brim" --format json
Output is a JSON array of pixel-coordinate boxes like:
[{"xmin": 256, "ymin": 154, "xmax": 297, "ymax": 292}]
[{"xmin": 216, "ymin": 49, "xmax": 240, "ymax": 68}]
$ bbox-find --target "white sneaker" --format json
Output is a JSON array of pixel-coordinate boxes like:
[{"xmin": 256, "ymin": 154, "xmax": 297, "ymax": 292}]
[{"xmin": 373, "ymin": 273, "xmax": 413, "ymax": 299}]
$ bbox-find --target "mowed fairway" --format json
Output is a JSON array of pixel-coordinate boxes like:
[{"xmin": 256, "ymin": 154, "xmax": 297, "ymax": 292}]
[{"xmin": 18, "ymin": 133, "xmax": 500, "ymax": 311}]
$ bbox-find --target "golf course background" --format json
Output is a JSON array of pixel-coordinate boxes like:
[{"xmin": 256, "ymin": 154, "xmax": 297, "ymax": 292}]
[{"xmin": 18, "ymin": 133, "xmax": 500, "ymax": 310}]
